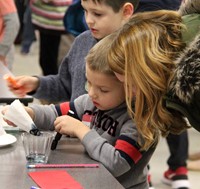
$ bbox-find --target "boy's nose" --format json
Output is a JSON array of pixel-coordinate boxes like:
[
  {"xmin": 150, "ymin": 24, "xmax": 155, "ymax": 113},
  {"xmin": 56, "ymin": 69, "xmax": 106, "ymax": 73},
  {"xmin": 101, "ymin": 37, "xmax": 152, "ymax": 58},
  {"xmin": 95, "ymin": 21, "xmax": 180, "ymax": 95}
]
[
  {"xmin": 85, "ymin": 14, "xmax": 94, "ymax": 26},
  {"xmin": 88, "ymin": 88, "xmax": 97, "ymax": 99}
]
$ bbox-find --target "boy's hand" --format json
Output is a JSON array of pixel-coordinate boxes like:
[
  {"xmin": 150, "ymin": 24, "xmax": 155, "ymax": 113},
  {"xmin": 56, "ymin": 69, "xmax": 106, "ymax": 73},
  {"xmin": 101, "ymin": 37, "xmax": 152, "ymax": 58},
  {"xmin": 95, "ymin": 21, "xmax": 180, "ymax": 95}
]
[
  {"xmin": 5, "ymin": 76, "xmax": 39, "ymax": 97},
  {"xmin": 54, "ymin": 115, "xmax": 90, "ymax": 140},
  {"xmin": 1, "ymin": 105, "xmax": 16, "ymax": 127},
  {"xmin": 1, "ymin": 106, "xmax": 35, "ymax": 126}
]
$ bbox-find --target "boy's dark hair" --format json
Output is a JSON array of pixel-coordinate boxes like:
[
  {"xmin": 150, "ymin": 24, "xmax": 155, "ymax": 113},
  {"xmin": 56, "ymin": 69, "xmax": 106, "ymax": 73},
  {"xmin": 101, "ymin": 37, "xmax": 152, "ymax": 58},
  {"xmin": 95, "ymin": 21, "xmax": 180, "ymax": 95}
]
[{"xmin": 82, "ymin": 0, "xmax": 139, "ymax": 12}]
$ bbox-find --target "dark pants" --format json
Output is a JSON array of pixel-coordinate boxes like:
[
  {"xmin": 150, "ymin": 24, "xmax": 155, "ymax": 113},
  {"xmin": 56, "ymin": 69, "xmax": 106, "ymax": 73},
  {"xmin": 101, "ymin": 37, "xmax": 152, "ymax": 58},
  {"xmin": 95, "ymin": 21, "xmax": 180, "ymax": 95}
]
[
  {"xmin": 21, "ymin": 5, "xmax": 36, "ymax": 53},
  {"xmin": 166, "ymin": 131, "xmax": 189, "ymax": 170},
  {"xmin": 39, "ymin": 32, "xmax": 61, "ymax": 76},
  {"xmin": 14, "ymin": 0, "xmax": 27, "ymax": 44}
]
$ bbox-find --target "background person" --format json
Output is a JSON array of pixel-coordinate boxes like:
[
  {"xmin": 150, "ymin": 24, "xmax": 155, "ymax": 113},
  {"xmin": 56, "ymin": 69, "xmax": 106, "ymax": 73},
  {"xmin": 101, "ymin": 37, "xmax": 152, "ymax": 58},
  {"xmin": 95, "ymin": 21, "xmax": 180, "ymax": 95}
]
[
  {"xmin": 178, "ymin": 0, "xmax": 200, "ymax": 172},
  {"xmin": 29, "ymin": 0, "xmax": 73, "ymax": 76},
  {"xmin": 5, "ymin": 0, "xmax": 138, "ymax": 102},
  {"xmin": 0, "ymin": 0, "xmax": 20, "ymax": 70}
]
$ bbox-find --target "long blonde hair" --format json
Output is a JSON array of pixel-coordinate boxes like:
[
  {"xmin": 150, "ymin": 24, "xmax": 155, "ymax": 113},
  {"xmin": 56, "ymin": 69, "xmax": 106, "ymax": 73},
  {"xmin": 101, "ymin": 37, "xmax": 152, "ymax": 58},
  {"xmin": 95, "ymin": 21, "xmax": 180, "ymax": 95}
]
[{"xmin": 108, "ymin": 10, "xmax": 188, "ymax": 150}]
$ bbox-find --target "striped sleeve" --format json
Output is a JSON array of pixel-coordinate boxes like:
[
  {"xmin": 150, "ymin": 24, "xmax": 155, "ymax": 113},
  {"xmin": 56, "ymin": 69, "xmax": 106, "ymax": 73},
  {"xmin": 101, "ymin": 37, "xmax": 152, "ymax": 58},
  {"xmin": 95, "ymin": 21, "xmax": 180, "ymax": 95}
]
[
  {"xmin": 55, "ymin": 101, "xmax": 80, "ymax": 120},
  {"xmin": 115, "ymin": 135, "xmax": 143, "ymax": 166},
  {"xmin": 56, "ymin": 101, "xmax": 70, "ymax": 115},
  {"xmin": 51, "ymin": 0, "xmax": 72, "ymax": 6},
  {"xmin": 30, "ymin": 0, "xmax": 72, "ymax": 30}
]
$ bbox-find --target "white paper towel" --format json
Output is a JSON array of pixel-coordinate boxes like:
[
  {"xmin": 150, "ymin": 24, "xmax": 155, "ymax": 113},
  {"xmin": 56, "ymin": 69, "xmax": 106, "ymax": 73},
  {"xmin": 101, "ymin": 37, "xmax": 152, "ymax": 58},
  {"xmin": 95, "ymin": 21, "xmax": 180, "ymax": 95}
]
[{"xmin": 3, "ymin": 99, "xmax": 37, "ymax": 133}]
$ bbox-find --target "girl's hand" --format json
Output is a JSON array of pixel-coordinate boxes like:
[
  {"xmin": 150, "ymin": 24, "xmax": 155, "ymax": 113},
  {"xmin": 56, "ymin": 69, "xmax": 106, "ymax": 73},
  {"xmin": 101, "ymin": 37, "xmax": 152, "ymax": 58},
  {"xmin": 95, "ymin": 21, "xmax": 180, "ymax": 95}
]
[{"xmin": 54, "ymin": 115, "xmax": 90, "ymax": 140}]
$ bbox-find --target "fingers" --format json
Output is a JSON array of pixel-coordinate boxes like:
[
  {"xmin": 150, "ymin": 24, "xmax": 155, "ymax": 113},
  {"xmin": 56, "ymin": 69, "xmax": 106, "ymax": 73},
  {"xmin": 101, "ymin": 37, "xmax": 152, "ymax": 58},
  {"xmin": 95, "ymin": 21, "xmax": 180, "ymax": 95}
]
[
  {"xmin": 4, "ymin": 75, "xmax": 20, "ymax": 89},
  {"xmin": 54, "ymin": 115, "xmax": 67, "ymax": 125},
  {"xmin": 54, "ymin": 116, "xmax": 71, "ymax": 135},
  {"xmin": 8, "ymin": 87, "xmax": 27, "ymax": 97},
  {"xmin": 3, "ymin": 119, "xmax": 16, "ymax": 127},
  {"xmin": 54, "ymin": 116, "xmax": 61, "ymax": 129},
  {"xmin": 1, "ymin": 106, "xmax": 17, "ymax": 127},
  {"xmin": 54, "ymin": 121, "xmax": 61, "ymax": 132},
  {"xmin": 5, "ymin": 76, "xmax": 32, "ymax": 97},
  {"xmin": 4, "ymin": 75, "xmax": 39, "ymax": 98},
  {"xmin": 4, "ymin": 76, "xmax": 26, "ymax": 97},
  {"xmin": 1, "ymin": 106, "xmax": 7, "ymax": 115}
]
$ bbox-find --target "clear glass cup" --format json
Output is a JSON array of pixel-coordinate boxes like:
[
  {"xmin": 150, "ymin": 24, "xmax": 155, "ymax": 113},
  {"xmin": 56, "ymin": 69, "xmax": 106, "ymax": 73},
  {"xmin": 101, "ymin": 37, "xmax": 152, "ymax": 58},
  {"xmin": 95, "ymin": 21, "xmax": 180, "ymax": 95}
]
[{"xmin": 21, "ymin": 131, "xmax": 54, "ymax": 164}]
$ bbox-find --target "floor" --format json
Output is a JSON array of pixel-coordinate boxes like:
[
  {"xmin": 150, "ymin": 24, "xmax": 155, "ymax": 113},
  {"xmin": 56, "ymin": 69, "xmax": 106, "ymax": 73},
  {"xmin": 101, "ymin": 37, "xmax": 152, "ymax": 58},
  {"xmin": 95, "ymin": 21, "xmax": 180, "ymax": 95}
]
[{"xmin": 12, "ymin": 41, "xmax": 200, "ymax": 189}]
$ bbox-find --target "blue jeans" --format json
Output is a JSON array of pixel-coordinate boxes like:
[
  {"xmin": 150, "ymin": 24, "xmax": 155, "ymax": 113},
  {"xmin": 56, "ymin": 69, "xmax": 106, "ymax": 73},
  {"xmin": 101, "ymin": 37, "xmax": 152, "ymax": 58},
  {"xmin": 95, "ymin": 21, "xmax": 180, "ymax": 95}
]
[{"xmin": 21, "ymin": 5, "xmax": 36, "ymax": 53}]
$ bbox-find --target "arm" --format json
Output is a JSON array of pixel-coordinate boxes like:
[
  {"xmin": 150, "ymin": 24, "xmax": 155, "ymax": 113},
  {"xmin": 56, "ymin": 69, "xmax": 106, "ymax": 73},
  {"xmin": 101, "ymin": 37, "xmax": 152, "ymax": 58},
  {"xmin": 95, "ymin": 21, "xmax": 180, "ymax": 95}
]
[
  {"xmin": 6, "ymin": 31, "xmax": 94, "ymax": 101},
  {"xmin": 54, "ymin": 95, "xmax": 91, "ymax": 138},
  {"xmin": 30, "ymin": 104, "xmax": 59, "ymax": 131},
  {"xmin": 30, "ymin": 95, "xmax": 88, "ymax": 131},
  {"xmin": 33, "ymin": 31, "xmax": 95, "ymax": 102},
  {"xmin": 33, "ymin": 66, "xmax": 72, "ymax": 102},
  {"xmin": 0, "ymin": 14, "xmax": 19, "ymax": 57},
  {"xmin": 5, "ymin": 47, "xmax": 72, "ymax": 100},
  {"xmin": 81, "ymin": 121, "xmax": 143, "ymax": 177}
]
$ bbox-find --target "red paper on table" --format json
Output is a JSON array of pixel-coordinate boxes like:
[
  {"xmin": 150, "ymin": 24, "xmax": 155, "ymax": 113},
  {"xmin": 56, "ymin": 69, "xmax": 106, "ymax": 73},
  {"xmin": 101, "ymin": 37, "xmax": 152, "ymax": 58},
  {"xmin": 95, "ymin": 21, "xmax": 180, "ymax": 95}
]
[{"xmin": 29, "ymin": 170, "xmax": 84, "ymax": 189}]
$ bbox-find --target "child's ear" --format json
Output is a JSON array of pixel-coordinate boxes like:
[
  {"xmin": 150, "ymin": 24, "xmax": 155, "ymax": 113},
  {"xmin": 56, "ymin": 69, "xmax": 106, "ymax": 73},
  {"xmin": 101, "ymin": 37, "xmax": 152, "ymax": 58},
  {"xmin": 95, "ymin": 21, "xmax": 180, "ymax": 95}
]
[{"xmin": 122, "ymin": 3, "xmax": 134, "ymax": 18}]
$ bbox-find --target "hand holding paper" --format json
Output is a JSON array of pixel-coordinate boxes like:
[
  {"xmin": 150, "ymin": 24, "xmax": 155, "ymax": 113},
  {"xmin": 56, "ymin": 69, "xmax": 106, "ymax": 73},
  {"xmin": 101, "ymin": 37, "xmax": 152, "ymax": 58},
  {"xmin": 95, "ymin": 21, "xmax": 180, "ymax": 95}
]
[
  {"xmin": 0, "ymin": 115, "xmax": 17, "ymax": 147},
  {"xmin": 0, "ymin": 120, "xmax": 6, "ymax": 136},
  {"xmin": 3, "ymin": 99, "xmax": 40, "ymax": 135}
]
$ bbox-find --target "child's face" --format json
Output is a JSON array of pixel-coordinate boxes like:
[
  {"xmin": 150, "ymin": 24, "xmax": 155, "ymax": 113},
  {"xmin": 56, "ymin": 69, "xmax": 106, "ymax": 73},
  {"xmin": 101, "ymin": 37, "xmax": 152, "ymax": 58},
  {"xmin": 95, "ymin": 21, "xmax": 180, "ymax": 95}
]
[
  {"xmin": 86, "ymin": 64, "xmax": 125, "ymax": 110},
  {"xmin": 81, "ymin": 0, "xmax": 128, "ymax": 40}
]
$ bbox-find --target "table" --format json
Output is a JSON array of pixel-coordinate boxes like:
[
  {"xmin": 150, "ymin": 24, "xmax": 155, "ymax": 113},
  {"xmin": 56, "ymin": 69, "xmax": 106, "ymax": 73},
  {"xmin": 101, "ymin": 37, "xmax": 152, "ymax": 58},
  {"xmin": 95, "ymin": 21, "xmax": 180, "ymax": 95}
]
[
  {"xmin": 0, "ymin": 131, "xmax": 124, "ymax": 189},
  {"xmin": 0, "ymin": 62, "xmax": 33, "ymax": 106}
]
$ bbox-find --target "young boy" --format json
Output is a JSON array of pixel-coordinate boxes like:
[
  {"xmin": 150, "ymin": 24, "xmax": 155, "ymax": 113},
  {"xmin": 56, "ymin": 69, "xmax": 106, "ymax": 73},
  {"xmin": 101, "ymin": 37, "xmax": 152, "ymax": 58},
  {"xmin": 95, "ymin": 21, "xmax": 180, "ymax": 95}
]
[
  {"xmin": 5, "ymin": 34, "xmax": 156, "ymax": 189},
  {"xmin": 7, "ymin": 0, "xmax": 138, "ymax": 102}
]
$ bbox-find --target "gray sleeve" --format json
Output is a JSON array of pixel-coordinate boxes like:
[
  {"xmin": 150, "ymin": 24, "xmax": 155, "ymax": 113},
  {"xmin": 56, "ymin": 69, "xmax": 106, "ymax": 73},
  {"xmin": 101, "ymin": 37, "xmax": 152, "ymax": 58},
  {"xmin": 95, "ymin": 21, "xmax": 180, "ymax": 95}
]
[
  {"xmin": 32, "ymin": 57, "xmax": 72, "ymax": 102},
  {"xmin": 29, "ymin": 104, "xmax": 58, "ymax": 131},
  {"xmin": 81, "ymin": 121, "xmax": 138, "ymax": 177},
  {"xmin": 0, "ymin": 13, "xmax": 20, "ymax": 56},
  {"xmin": 32, "ymin": 31, "xmax": 94, "ymax": 102}
]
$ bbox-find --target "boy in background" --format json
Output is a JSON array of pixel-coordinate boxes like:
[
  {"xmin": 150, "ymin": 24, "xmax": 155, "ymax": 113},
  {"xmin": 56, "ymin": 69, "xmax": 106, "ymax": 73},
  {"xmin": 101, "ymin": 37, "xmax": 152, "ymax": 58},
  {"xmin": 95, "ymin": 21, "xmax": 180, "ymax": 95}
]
[{"xmin": 7, "ymin": 0, "xmax": 138, "ymax": 102}]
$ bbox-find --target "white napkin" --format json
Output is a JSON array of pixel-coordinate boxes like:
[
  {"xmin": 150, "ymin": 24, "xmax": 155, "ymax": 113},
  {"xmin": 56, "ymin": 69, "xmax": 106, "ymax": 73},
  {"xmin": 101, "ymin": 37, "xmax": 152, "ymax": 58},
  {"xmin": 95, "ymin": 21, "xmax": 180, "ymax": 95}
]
[
  {"xmin": 0, "ymin": 122, "xmax": 6, "ymax": 136},
  {"xmin": 0, "ymin": 106, "xmax": 8, "ymax": 135},
  {"xmin": 3, "ymin": 99, "xmax": 37, "ymax": 133}
]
